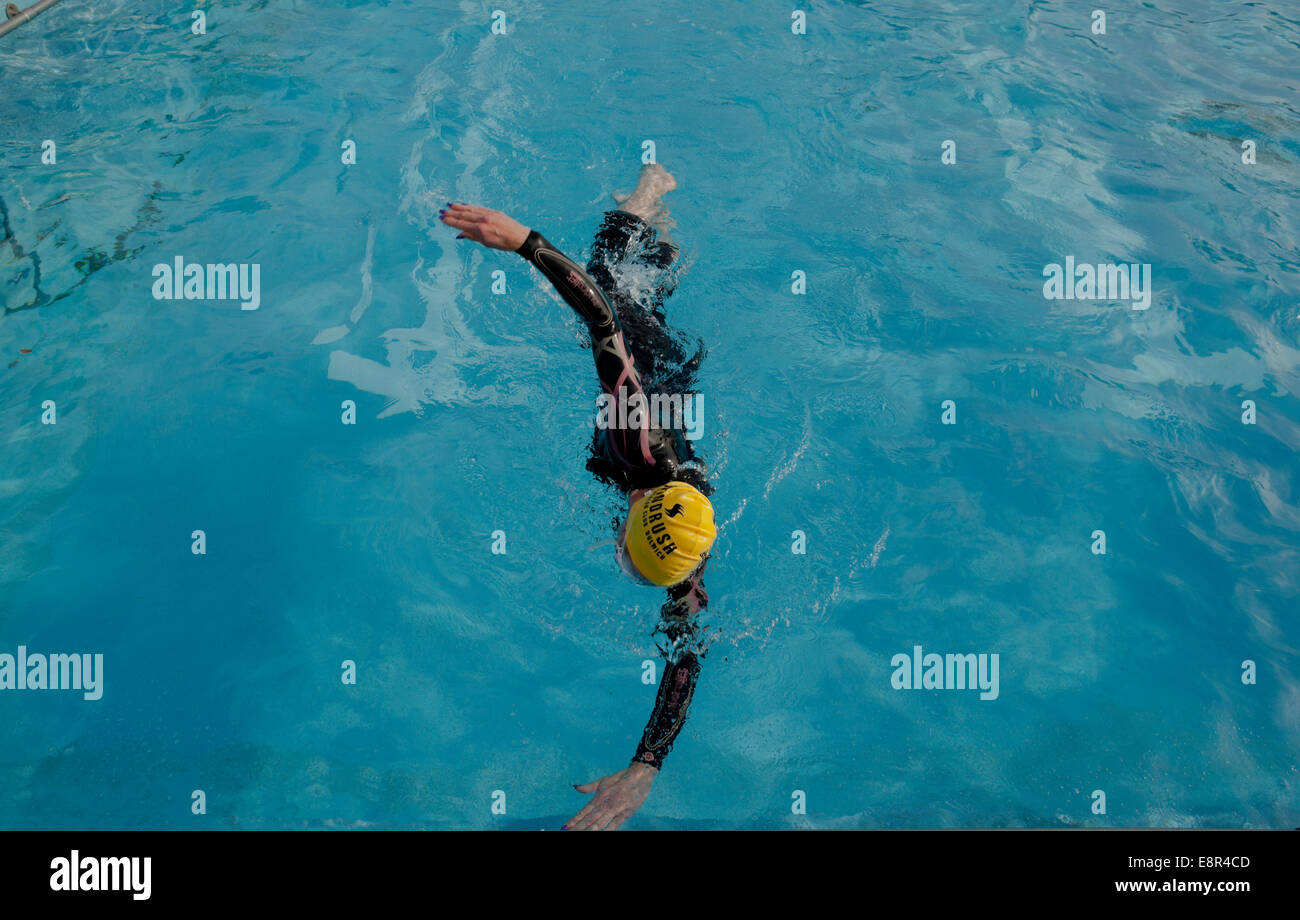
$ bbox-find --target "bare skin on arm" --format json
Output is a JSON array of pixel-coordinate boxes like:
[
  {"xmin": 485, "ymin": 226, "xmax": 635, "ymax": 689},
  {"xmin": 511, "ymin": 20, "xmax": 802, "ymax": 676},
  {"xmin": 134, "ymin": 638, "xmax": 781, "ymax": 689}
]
[
  {"xmin": 439, "ymin": 202, "xmax": 530, "ymax": 251},
  {"xmin": 566, "ymin": 762, "xmax": 658, "ymax": 831}
]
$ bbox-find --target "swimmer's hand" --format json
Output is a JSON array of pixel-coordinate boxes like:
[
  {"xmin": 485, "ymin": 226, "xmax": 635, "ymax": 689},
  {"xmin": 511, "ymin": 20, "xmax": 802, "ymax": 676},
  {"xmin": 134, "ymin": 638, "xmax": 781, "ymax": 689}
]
[
  {"xmin": 563, "ymin": 763, "xmax": 658, "ymax": 831},
  {"xmin": 438, "ymin": 202, "xmax": 530, "ymax": 252}
]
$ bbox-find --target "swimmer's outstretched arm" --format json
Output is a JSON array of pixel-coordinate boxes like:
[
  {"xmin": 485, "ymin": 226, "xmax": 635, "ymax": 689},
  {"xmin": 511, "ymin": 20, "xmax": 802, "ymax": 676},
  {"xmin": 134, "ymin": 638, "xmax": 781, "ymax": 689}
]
[
  {"xmin": 440, "ymin": 203, "xmax": 653, "ymax": 445},
  {"xmin": 564, "ymin": 571, "xmax": 708, "ymax": 831},
  {"xmin": 632, "ymin": 569, "xmax": 709, "ymax": 771},
  {"xmin": 438, "ymin": 202, "xmax": 619, "ymax": 336}
]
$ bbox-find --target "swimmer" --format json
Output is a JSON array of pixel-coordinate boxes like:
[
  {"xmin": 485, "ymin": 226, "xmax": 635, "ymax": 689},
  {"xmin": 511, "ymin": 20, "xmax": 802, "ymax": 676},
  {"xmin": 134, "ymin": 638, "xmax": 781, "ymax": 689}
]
[{"xmin": 440, "ymin": 163, "xmax": 715, "ymax": 830}]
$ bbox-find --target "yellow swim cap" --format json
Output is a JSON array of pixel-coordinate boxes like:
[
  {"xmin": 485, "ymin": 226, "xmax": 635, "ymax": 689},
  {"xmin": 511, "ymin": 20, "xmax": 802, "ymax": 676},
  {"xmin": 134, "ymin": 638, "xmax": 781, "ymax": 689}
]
[{"xmin": 623, "ymin": 482, "xmax": 716, "ymax": 586}]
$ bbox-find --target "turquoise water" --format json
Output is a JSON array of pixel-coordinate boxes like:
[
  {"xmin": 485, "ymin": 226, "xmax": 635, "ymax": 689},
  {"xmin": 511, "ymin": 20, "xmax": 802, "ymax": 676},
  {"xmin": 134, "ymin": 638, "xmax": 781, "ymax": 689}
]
[{"xmin": 2, "ymin": 1, "xmax": 1298, "ymax": 829}]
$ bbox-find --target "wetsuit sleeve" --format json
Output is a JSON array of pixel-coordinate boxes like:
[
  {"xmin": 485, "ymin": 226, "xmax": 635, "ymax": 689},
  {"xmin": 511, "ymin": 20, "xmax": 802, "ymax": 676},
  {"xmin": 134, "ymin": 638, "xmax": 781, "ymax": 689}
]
[
  {"xmin": 517, "ymin": 229, "xmax": 619, "ymax": 338},
  {"xmin": 518, "ymin": 228, "xmax": 668, "ymax": 470},
  {"xmin": 517, "ymin": 228, "xmax": 642, "ymax": 394},
  {"xmin": 631, "ymin": 562, "xmax": 710, "ymax": 770}
]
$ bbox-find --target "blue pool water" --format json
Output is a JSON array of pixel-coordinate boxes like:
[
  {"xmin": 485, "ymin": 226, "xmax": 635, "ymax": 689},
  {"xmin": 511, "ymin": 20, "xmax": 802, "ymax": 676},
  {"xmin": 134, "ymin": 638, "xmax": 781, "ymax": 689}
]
[{"xmin": 2, "ymin": 1, "xmax": 1298, "ymax": 829}]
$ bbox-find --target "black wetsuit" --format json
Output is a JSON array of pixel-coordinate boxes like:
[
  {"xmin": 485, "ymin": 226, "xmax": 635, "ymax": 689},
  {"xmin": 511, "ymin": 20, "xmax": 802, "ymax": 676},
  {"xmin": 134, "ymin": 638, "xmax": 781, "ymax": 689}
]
[{"xmin": 517, "ymin": 210, "xmax": 710, "ymax": 771}]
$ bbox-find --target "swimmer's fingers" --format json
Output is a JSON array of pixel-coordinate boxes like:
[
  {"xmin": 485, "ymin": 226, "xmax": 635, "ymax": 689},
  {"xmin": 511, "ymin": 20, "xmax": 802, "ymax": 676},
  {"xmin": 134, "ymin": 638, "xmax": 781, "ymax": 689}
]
[
  {"xmin": 439, "ymin": 211, "xmax": 487, "ymax": 231},
  {"xmin": 438, "ymin": 210, "xmax": 492, "ymax": 245},
  {"xmin": 597, "ymin": 807, "xmax": 635, "ymax": 831},
  {"xmin": 565, "ymin": 775, "xmax": 616, "ymax": 830},
  {"xmin": 442, "ymin": 208, "xmax": 488, "ymax": 224},
  {"xmin": 440, "ymin": 205, "xmax": 530, "ymax": 251},
  {"xmin": 579, "ymin": 799, "xmax": 622, "ymax": 832},
  {"xmin": 566, "ymin": 807, "xmax": 597, "ymax": 831},
  {"xmin": 443, "ymin": 202, "xmax": 499, "ymax": 229},
  {"xmin": 563, "ymin": 764, "xmax": 655, "ymax": 830},
  {"xmin": 565, "ymin": 793, "xmax": 605, "ymax": 830}
]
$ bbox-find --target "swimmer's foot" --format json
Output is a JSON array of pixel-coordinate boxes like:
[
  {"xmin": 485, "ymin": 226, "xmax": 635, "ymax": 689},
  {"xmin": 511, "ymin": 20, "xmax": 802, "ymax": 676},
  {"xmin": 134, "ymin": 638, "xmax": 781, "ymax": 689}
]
[{"xmin": 615, "ymin": 163, "xmax": 677, "ymax": 234}]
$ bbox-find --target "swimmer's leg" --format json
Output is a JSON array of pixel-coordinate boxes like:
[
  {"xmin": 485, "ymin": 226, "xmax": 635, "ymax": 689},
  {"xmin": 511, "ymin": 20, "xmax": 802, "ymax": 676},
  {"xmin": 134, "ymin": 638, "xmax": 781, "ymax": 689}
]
[
  {"xmin": 615, "ymin": 163, "xmax": 677, "ymax": 223},
  {"xmin": 588, "ymin": 164, "xmax": 681, "ymax": 330},
  {"xmin": 587, "ymin": 211, "xmax": 677, "ymax": 316}
]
